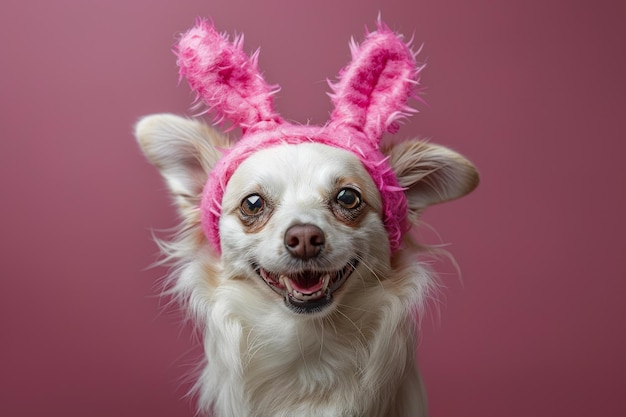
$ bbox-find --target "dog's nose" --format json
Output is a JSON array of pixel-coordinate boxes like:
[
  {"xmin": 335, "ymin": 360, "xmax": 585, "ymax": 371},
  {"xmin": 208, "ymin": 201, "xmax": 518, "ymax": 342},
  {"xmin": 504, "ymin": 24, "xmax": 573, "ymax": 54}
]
[{"xmin": 284, "ymin": 224, "xmax": 325, "ymax": 260}]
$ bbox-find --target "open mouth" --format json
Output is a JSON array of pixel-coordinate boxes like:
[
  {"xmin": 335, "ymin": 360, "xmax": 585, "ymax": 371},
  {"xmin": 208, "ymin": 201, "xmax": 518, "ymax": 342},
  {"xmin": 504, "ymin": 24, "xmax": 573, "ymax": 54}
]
[{"xmin": 255, "ymin": 260, "xmax": 358, "ymax": 314}]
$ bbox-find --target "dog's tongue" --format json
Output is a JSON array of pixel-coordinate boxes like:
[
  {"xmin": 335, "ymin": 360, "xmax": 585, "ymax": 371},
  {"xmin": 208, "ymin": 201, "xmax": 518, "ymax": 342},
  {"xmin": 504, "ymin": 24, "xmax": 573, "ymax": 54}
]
[{"xmin": 290, "ymin": 272, "xmax": 324, "ymax": 294}]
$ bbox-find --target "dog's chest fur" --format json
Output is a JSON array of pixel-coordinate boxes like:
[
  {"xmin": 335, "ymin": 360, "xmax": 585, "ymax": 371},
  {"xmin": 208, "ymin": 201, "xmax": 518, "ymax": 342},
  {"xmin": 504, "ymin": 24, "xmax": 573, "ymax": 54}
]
[{"xmin": 198, "ymin": 266, "xmax": 428, "ymax": 417}]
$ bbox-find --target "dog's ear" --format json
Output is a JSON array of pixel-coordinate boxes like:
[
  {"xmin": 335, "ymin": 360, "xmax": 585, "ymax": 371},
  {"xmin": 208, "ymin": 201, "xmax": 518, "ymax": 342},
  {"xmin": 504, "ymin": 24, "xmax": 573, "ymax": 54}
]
[
  {"xmin": 384, "ymin": 140, "xmax": 479, "ymax": 222},
  {"xmin": 134, "ymin": 113, "xmax": 228, "ymax": 212}
]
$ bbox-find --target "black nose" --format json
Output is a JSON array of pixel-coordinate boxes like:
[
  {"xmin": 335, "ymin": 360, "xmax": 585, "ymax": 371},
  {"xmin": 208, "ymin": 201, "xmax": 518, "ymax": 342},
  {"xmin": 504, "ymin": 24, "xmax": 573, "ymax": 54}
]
[{"xmin": 284, "ymin": 224, "xmax": 325, "ymax": 260}]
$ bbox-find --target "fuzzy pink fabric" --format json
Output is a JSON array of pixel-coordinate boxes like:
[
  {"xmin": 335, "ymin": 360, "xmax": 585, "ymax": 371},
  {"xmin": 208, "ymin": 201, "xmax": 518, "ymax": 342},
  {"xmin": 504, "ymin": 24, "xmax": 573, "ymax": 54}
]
[{"xmin": 175, "ymin": 19, "xmax": 422, "ymax": 254}]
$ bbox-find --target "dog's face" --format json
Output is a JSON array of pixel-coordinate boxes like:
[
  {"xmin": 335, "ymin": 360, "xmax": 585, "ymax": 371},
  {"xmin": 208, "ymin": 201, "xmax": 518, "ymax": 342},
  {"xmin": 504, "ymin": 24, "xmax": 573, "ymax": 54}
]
[
  {"xmin": 219, "ymin": 142, "xmax": 388, "ymax": 315},
  {"xmin": 136, "ymin": 113, "xmax": 479, "ymax": 316}
]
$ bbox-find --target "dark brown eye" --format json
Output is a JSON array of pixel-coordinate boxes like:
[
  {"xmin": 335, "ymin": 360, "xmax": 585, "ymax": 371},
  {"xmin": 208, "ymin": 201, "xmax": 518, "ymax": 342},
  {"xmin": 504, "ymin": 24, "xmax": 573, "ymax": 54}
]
[
  {"xmin": 336, "ymin": 188, "xmax": 361, "ymax": 209},
  {"xmin": 241, "ymin": 194, "xmax": 265, "ymax": 216}
]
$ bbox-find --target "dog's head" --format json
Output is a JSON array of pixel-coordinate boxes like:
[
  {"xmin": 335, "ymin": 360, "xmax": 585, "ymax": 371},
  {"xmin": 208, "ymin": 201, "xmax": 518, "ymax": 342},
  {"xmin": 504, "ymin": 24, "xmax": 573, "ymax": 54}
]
[
  {"xmin": 136, "ymin": 115, "xmax": 477, "ymax": 316},
  {"xmin": 135, "ymin": 19, "xmax": 478, "ymax": 316}
]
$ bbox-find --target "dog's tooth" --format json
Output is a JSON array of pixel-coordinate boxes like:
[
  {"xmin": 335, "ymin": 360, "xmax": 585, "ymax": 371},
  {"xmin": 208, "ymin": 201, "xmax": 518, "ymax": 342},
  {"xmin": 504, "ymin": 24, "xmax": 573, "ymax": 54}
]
[
  {"xmin": 322, "ymin": 273, "xmax": 331, "ymax": 290},
  {"xmin": 281, "ymin": 275, "xmax": 293, "ymax": 293}
]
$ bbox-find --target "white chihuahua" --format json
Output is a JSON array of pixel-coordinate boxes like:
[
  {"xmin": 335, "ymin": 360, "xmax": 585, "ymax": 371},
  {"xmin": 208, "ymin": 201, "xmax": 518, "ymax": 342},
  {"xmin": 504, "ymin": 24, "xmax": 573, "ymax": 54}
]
[{"xmin": 136, "ymin": 19, "xmax": 478, "ymax": 417}]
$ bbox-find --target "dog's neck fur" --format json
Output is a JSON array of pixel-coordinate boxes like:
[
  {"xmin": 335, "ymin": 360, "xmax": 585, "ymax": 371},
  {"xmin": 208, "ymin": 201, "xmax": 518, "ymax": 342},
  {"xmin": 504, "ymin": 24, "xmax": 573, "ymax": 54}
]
[{"xmin": 179, "ymin": 249, "xmax": 430, "ymax": 417}]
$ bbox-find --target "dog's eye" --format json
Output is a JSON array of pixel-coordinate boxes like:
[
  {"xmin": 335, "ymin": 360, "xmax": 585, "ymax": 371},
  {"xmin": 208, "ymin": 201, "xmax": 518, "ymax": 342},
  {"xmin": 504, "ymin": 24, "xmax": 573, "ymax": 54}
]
[
  {"xmin": 241, "ymin": 194, "xmax": 265, "ymax": 216},
  {"xmin": 336, "ymin": 188, "xmax": 361, "ymax": 209}
]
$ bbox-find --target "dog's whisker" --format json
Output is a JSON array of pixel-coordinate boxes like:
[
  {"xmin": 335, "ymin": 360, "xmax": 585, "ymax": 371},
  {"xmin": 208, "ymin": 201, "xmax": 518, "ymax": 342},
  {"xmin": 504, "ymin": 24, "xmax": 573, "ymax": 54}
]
[
  {"xmin": 243, "ymin": 326, "xmax": 266, "ymax": 367},
  {"xmin": 294, "ymin": 325, "xmax": 311, "ymax": 375},
  {"xmin": 333, "ymin": 307, "xmax": 368, "ymax": 347},
  {"xmin": 313, "ymin": 318, "xmax": 326, "ymax": 362},
  {"xmin": 334, "ymin": 303, "xmax": 373, "ymax": 314},
  {"xmin": 353, "ymin": 254, "xmax": 385, "ymax": 290}
]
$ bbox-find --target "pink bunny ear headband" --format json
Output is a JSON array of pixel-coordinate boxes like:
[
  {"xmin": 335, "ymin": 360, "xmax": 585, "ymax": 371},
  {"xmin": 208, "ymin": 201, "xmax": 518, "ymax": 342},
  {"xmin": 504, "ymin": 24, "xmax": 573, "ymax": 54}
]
[{"xmin": 176, "ymin": 18, "xmax": 424, "ymax": 254}]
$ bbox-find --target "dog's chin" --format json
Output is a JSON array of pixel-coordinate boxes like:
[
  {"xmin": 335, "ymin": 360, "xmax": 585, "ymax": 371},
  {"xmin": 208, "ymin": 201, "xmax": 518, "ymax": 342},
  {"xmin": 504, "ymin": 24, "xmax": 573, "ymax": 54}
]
[{"xmin": 253, "ymin": 260, "xmax": 359, "ymax": 315}]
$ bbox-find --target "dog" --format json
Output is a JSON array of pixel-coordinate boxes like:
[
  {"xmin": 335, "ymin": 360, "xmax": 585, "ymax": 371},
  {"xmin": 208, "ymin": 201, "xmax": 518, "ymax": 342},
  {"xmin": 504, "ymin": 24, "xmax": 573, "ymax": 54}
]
[{"xmin": 136, "ymin": 19, "xmax": 478, "ymax": 417}]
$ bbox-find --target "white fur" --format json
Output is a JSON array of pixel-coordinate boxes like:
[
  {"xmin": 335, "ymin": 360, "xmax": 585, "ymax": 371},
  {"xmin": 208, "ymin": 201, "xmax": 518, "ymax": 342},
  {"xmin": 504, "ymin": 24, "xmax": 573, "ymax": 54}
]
[{"xmin": 135, "ymin": 114, "xmax": 478, "ymax": 417}]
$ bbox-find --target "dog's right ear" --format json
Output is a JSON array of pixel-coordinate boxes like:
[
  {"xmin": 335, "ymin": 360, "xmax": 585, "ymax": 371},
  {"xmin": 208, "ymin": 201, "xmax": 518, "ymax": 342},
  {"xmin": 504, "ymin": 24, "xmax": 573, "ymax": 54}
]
[{"xmin": 134, "ymin": 113, "xmax": 228, "ymax": 212}]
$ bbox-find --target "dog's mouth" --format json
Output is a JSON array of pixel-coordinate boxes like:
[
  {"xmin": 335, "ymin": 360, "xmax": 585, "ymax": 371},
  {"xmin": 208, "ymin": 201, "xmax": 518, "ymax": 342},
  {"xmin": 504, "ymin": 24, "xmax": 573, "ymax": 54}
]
[{"xmin": 254, "ymin": 260, "xmax": 358, "ymax": 314}]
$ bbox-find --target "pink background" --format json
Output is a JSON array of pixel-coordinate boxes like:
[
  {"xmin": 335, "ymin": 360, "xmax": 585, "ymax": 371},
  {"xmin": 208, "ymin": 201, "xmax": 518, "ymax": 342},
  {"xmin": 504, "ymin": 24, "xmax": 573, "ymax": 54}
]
[{"xmin": 1, "ymin": 0, "xmax": 625, "ymax": 416}]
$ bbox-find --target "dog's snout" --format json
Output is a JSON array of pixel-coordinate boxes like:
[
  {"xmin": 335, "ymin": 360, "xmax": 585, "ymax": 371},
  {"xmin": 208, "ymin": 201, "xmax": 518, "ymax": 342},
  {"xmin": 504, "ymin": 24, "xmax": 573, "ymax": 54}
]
[{"xmin": 284, "ymin": 224, "xmax": 325, "ymax": 260}]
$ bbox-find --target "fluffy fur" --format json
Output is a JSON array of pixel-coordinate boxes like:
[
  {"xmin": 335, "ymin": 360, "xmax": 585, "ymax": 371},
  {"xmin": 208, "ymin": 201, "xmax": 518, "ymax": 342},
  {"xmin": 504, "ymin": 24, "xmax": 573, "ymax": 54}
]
[{"xmin": 136, "ymin": 18, "xmax": 478, "ymax": 417}]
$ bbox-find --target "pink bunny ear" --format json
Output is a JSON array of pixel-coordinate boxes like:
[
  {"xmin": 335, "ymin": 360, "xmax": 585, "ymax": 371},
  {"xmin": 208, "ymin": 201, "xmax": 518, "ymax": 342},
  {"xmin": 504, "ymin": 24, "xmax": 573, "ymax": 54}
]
[
  {"xmin": 175, "ymin": 19, "xmax": 282, "ymax": 130},
  {"xmin": 329, "ymin": 21, "xmax": 423, "ymax": 142}
]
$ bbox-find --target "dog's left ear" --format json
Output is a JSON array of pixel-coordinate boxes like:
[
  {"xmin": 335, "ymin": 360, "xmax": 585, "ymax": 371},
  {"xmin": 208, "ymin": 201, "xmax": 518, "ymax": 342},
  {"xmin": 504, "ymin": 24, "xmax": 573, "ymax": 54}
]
[{"xmin": 384, "ymin": 140, "xmax": 479, "ymax": 222}]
